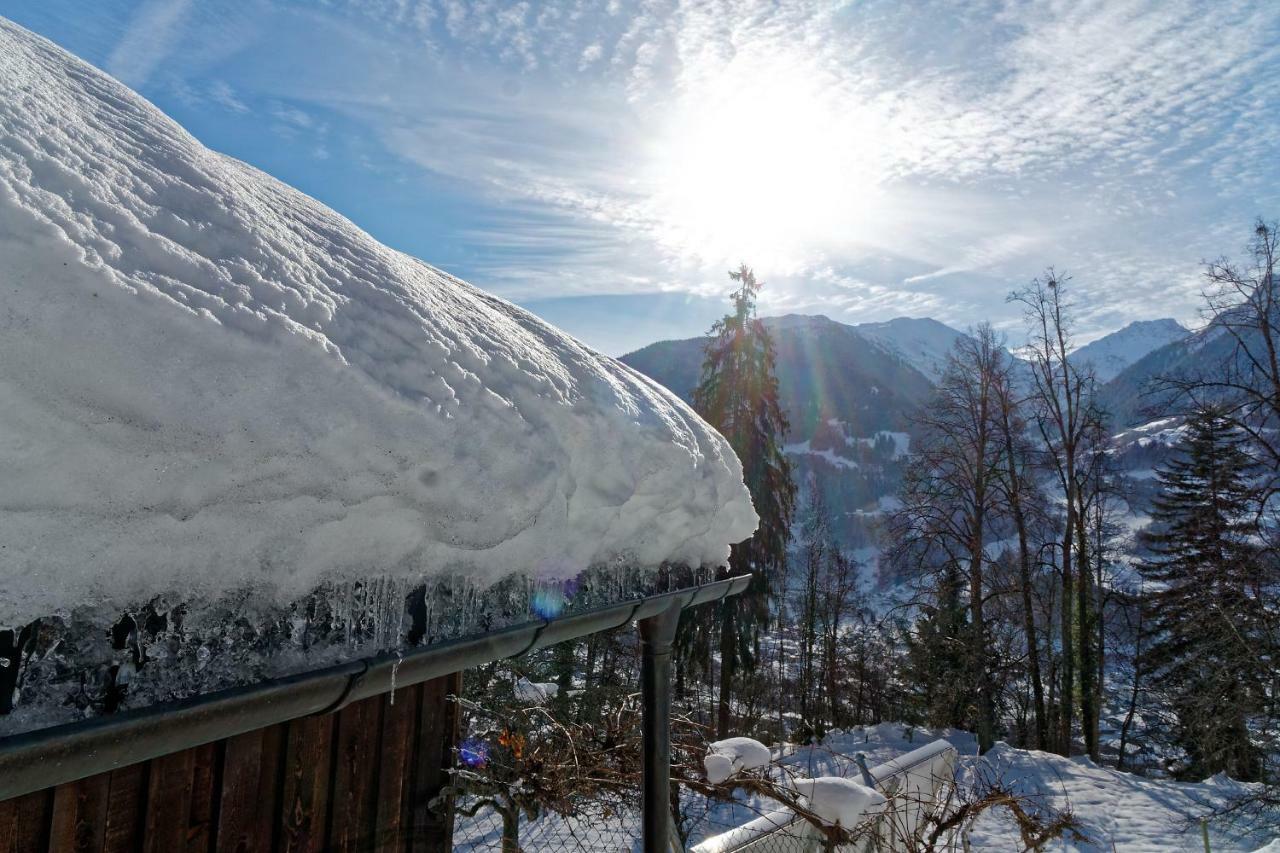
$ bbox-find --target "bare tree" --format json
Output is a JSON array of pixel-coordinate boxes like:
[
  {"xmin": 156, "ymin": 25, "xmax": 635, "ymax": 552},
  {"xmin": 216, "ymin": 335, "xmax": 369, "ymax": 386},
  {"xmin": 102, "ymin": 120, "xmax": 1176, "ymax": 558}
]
[
  {"xmin": 818, "ymin": 547, "xmax": 862, "ymax": 729},
  {"xmin": 1010, "ymin": 271, "xmax": 1107, "ymax": 759},
  {"xmin": 888, "ymin": 325, "xmax": 1008, "ymax": 752},
  {"xmin": 1157, "ymin": 219, "xmax": 1280, "ymax": 502},
  {"xmin": 992, "ymin": 336, "xmax": 1050, "ymax": 750}
]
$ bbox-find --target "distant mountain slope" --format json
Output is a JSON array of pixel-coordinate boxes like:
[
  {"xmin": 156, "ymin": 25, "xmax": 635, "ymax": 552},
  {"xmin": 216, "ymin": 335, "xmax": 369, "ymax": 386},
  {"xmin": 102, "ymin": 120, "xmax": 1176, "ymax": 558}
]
[
  {"xmin": 852, "ymin": 316, "xmax": 972, "ymax": 382},
  {"xmin": 621, "ymin": 314, "xmax": 936, "ymax": 439},
  {"xmin": 1099, "ymin": 322, "xmax": 1237, "ymax": 427},
  {"xmin": 1070, "ymin": 319, "xmax": 1189, "ymax": 382},
  {"xmin": 621, "ymin": 315, "xmax": 937, "ymax": 547}
]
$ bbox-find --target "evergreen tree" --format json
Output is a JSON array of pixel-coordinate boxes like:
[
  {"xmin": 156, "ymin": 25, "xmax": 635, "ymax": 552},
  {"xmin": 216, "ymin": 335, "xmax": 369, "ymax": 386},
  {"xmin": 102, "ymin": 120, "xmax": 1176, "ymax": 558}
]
[
  {"xmin": 903, "ymin": 564, "xmax": 973, "ymax": 730},
  {"xmin": 691, "ymin": 264, "xmax": 797, "ymax": 738},
  {"xmin": 1137, "ymin": 406, "xmax": 1270, "ymax": 780}
]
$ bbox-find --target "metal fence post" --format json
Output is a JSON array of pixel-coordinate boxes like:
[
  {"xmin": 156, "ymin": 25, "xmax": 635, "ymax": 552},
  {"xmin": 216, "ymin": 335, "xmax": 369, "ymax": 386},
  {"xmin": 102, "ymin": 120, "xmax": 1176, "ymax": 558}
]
[{"xmin": 639, "ymin": 599, "xmax": 682, "ymax": 853}]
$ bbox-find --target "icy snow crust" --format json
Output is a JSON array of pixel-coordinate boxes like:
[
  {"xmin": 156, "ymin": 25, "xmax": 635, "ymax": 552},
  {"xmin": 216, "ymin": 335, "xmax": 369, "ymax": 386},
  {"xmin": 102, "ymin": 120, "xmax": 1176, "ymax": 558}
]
[{"xmin": 0, "ymin": 19, "xmax": 756, "ymax": 626}]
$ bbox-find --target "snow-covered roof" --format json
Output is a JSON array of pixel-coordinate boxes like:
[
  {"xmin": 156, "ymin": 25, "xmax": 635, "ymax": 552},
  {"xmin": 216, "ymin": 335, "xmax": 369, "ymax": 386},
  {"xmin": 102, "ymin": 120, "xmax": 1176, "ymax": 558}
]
[{"xmin": 0, "ymin": 18, "xmax": 756, "ymax": 625}]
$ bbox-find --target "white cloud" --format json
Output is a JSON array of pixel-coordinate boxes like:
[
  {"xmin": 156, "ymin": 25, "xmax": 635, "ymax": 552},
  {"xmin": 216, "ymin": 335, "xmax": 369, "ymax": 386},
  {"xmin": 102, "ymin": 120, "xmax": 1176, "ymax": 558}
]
[
  {"xmin": 191, "ymin": 0, "xmax": 1280, "ymax": 339},
  {"xmin": 208, "ymin": 80, "xmax": 248, "ymax": 113},
  {"xmin": 106, "ymin": 0, "xmax": 194, "ymax": 87}
]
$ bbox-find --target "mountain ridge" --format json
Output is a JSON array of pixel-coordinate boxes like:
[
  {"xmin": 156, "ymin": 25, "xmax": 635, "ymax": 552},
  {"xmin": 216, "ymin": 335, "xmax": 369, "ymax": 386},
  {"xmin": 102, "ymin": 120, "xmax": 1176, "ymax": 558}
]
[{"xmin": 1069, "ymin": 318, "xmax": 1189, "ymax": 383}]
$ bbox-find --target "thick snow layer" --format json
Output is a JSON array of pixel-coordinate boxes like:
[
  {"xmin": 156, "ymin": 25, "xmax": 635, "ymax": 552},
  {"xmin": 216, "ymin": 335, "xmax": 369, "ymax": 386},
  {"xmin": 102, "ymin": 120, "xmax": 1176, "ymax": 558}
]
[
  {"xmin": 968, "ymin": 744, "xmax": 1273, "ymax": 852},
  {"xmin": 790, "ymin": 776, "xmax": 887, "ymax": 828},
  {"xmin": 0, "ymin": 19, "xmax": 756, "ymax": 626},
  {"xmin": 513, "ymin": 677, "xmax": 559, "ymax": 705},
  {"xmin": 706, "ymin": 737, "xmax": 773, "ymax": 782}
]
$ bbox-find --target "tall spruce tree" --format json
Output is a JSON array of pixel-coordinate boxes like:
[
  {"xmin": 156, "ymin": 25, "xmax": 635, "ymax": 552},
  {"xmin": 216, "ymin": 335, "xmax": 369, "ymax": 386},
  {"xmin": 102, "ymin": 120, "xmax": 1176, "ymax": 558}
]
[
  {"xmin": 692, "ymin": 264, "xmax": 796, "ymax": 738},
  {"xmin": 903, "ymin": 564, "xmax": 973, "ymax": 730},
  {"xmin": 1137, "ymin": 406, "xmax": 1269, "ymax": 781}
]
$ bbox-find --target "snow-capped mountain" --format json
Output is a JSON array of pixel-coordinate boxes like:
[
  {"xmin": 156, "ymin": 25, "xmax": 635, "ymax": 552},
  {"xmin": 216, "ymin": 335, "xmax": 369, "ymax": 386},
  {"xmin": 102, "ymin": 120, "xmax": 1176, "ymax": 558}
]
[
  {"xmin": 852, "ymin": 316, "xmax": 974, "ymax": 383},
  {"xmin": 1070, "ymin": 318, "xmax": 1189, "ymax": 382}
]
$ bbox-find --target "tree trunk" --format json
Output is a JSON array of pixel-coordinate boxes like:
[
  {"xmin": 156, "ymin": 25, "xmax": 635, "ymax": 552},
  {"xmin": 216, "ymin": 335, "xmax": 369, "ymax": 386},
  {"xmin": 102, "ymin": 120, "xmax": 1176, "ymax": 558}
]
[
  {"xmin": 824, "ymin": 633, "xmax": 839, "ymax": 728},
  {"xmin": 1074, "ymin": 498, "xmax": 1098, "ymax": 761},
  {"xmin": 1094, "ymin": 505, "xmax": 1107, "ymax": 765},
  {"xmin": 1118, "ymin": 595, "xmax": 1142, "ymax": 771},
  {"xmin": 717, "ymin": 604, "xmax": 735, "ymax": 739},
  {"xmin": 971, "ymin": 552, "xmax": 995, "ymax": 754},
  {"xmin": 1058, "ymin": 520, "xmax": 1074, "ymax": 756},
  {"xmin": 584, "ymin": 634, "xmax": 598, "ymax": 693},
  {"xmin": 1003, "ymin": 426, "xmax": 1047, "ymax": 751},
  {"xmin": 501, "ymin": 805, "xmax": 521, "ymax": 853}
]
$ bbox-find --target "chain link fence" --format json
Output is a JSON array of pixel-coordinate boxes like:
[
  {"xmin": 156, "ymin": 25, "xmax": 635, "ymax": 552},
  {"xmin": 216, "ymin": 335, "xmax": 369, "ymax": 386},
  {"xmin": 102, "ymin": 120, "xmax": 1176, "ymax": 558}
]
[{"xmin": 452, "ymin": 803, "xmax": 644, "ymax": 851}]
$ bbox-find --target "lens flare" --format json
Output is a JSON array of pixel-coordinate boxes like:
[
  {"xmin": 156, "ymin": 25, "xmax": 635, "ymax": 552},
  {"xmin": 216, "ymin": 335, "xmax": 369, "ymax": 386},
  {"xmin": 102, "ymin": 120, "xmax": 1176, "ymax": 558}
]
[
  {"xmin": 530, "ymin": 573, "xmax": 581, "ymax": 620},
  {"xmin": 458, "ymin": 737, "xmax": 489, "ymax": 767}
]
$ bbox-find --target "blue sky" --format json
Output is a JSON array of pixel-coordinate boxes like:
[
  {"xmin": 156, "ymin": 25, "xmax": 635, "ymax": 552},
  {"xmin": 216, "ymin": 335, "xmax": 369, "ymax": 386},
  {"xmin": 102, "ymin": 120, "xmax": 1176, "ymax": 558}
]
[{"xmin": 5, "ymin": 1, "xmax": 1279, "ymax": 355}]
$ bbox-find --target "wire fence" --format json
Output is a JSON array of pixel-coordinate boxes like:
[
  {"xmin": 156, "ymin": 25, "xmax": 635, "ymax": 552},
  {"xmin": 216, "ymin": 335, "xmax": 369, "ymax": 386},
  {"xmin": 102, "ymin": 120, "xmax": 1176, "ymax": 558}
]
[
  {"xmin": 452, "ymin": 803, "xmax": 643, "ymax": 851},
  {"xmin": 440, "ymin": 739, "xmax": 961, "ymax": 852}
]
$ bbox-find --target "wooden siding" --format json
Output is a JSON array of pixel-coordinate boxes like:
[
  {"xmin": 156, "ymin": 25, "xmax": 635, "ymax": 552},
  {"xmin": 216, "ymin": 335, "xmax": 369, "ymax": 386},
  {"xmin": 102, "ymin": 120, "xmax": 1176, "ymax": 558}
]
[{"xmin": 0, "ymin": 674, "xmax": 462, "ymax": 853}]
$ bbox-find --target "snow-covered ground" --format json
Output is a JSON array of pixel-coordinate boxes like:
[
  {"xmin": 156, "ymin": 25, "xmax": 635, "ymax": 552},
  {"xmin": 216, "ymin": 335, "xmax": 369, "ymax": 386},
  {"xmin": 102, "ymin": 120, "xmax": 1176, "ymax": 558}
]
[
  {"xmin": 454, "ymin": 722, "xmax": 1276, "ymax": 850},
  {"xmin": 0, "ymin": 17, "xmax": 755, "ymax": 628},
  {"xmin": 968, "ymin": 744, "xmax": 1274, "ymax": 852},
  {"xmin": 683, "ymin": 725, "xmax": 1276, "ymax": 852},
  {"xmin": 1113, "ymin": 416, "xmax": 1191, "ymax": 450}
]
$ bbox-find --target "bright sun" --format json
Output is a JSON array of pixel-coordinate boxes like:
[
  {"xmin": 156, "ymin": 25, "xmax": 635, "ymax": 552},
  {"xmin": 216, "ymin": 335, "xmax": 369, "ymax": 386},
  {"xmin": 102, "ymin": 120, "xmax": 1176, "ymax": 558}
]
[{"xmin": 647, "ymin": 57, "xmax": 888, "ymax": 271}]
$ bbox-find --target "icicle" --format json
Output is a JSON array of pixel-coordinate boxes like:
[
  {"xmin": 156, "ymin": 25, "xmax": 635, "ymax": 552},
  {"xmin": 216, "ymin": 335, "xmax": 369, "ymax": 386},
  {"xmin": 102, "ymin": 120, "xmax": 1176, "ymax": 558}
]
[{"xmin": 389, "ymin": 648, "xmax": 403, "ymax": 705}]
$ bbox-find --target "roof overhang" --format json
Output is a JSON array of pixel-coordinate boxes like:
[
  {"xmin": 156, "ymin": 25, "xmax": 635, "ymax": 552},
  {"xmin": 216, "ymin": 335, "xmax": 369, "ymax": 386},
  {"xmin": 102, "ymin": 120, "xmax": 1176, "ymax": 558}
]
[{"xmin": 0, "ymin": 574, "xmax": 750, "ymax": 801}]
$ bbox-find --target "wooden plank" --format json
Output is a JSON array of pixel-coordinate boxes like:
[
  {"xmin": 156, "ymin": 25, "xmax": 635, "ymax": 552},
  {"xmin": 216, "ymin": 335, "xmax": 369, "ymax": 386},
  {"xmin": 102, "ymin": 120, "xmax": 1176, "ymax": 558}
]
[
  {"xmin": 143, "ymin": 749, "xmax": 196, "ymax": 853},
  {"xmin": 278, "ymin": 714, "xmax": 334, "ymax": 853},
  {"xmin": 186, "ymin": 743, "xmax": 218, "ymax": 853},
  {"xmin": 0, "ymin": 797, "xmax": 14, "ymax": 853},
  {"xmin": 328, "ymin": 697, "xmax": 382, "ymax": 853},
  {"xmin": 410, "ymin": 673, "xmax": 461, "ymax": 853},
  {"xmin": 49, "ymin": 773, "xmax": 110, "ymax": 853},
  {"xmin": 215, "ymin": 726, "xmax": 283, "ymax": 853},
  {"xmin": 102, "ymin": 764, "xmax": 148, "ymax": 853},
  {"xmin": 374, "ymin": 686, "xmax": 419, "ymax": 853},
  {"xmin": 0, "ymin": 789, "xmax": 53, "ymax": 853}
]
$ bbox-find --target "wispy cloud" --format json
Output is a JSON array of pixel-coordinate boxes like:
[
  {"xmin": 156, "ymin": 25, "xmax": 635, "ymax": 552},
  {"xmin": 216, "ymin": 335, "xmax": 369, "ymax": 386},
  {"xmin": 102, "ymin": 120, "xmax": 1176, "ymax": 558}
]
[
  {"xmin": 77, "ymin": 0, "xmax": 1280, "ymax": 340},
  {"xmin": 208, "ymin": 80, "xmax": 248, "ymax": 113},
  {"xmin": 105, "ymin": 0, "xmax": 193, "ymax": 87}
]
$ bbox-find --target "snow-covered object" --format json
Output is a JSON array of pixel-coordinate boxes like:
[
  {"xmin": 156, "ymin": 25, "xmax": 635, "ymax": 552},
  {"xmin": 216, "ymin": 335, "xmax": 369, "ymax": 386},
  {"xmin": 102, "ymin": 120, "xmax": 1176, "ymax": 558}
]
[
  {"xmin": 0, "ymin": 19, "xmax": 757, "ymax": 625},
  {"xmin": 703, "ymin": 754, "xmax": 736, "ymax": 784},
  {"xmin": 705, "ymin": 737, "xmax": 772, "ymax": 782},
  {"xmin": 790, "ymin": 776, "xmax": 887, "ymax": 829},
  {"xmin": 513, "ymin": 677, "xmax": 559, "ymax": 705}
]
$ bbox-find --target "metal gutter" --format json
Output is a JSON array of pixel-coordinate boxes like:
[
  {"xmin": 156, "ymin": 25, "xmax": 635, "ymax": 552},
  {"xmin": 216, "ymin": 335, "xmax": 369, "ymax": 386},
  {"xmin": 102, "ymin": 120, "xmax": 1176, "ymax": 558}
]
[{"xmin": 0, "ymin": 574, "xmax": 750, "ymax": 801}]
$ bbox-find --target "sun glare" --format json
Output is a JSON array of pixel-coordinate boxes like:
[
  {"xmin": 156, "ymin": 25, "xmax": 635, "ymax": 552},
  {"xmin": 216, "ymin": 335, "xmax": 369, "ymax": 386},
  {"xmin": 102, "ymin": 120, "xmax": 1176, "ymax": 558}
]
[{"xmin": 647, "ymin": 58, "xmax": 888, "ymax": 271}]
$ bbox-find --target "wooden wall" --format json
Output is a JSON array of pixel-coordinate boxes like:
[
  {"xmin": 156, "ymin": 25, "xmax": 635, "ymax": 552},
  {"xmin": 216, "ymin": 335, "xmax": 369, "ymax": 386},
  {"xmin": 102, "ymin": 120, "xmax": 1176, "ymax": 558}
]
[{"xmin": 0, "ymin": 673, "xmax": 462, "ymax": 853}]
